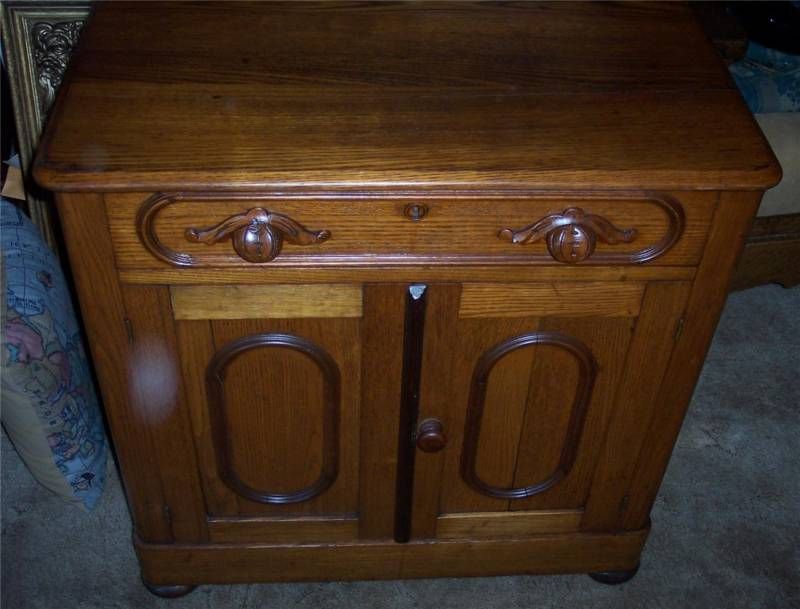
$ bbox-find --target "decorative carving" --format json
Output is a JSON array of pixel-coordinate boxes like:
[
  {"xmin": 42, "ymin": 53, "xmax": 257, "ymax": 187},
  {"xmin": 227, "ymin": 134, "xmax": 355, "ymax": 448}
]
[
  {"xmin": 32, "ymin": 20, "xmax": 84, "ymax": 113},
  {"xmin": 186, "ymin": 208, "xmax": 331, "ymax": 263},
  {"xmin": 460, "ymin": 332, "xmax": 598, "ymax": 500},
  {"xmin": 206, "ymin": 333, "xmax": 341, "ymax": 504},
  {"xmin": 137, "ymin": 194, "xmax": 196, "ymax": 266},
  {"xmin": 498, "ymin": 197, "xmax": 685, "ymax": 264},
  {"xmin": 136, "ymin": 193, "xmax": 331, "ymax": 267},
  {"xmin": 499, "ymin": 207, "xmax": 637, "ymax": 263},
  {"xmin": 4, "ymin": 5, "xmax": 89, "ymax": 250},
  {"xmin": 137, "ymin": 192, "xmax": 686, "ymax": 268}
]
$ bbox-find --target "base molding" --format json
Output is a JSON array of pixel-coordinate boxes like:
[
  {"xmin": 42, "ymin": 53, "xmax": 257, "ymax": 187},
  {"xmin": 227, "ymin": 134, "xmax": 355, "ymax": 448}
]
[{"xmin": 136, "ymin": 527, "xmax": 649, "ymax": 585}]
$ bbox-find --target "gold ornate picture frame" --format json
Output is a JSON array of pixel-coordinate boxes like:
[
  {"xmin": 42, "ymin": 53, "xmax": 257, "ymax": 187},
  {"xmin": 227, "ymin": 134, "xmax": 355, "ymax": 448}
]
[{"xmin": 2, "ymin": 1, "xmax": 91, "ymax": 249}]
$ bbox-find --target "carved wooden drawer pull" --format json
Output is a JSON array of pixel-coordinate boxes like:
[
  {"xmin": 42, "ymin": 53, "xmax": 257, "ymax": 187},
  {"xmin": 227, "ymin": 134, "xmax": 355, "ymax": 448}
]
[
  {"xmin": 186, "ymin": 208, "xmax": 331, "ymax": 263},
  {"xmin": 498, "ymin": 207, "xmax": 637, "ymax": 263}
]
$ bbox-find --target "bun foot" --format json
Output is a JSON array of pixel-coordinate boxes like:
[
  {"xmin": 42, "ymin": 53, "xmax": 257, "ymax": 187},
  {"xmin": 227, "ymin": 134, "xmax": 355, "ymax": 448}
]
[
  {"xmin": 143, "ymin": 580, "xmax": 197, "ymax": 598},
  {"xmin": 588, "ymin": 563, "xmax": 640, "ymax": 585}
]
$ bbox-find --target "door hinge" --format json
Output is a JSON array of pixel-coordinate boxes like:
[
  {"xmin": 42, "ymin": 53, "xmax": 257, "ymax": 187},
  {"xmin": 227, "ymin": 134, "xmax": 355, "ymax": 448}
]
[
  {"xmin": 673, "ymin": 317, "xmax": 685, "ymax": 342},
  {"xmin": 618, "ymin": 494, "xmax": 630, "ymax": 516},
  {"xmin": 124, "ymin": 318, "xmax": 135, "ymax": 344}
]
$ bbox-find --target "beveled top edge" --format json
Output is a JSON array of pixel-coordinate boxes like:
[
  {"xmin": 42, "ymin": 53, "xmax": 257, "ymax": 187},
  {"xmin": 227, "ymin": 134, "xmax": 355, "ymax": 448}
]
[{"xmin": 34, "ymin": 1, "xmax": 782, "ymax": 194}]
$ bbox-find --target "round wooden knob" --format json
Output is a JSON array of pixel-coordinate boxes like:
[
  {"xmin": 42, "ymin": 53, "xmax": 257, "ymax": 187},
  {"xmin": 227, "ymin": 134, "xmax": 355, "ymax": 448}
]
[
  {"xmin": 416, "ymin": 418, "xmax": 446, "ymax": 452},
  {"xmin": 546, "ymin": 224, "xmax": 597, "ymax": 263},
  {"xmin": 234, "ymin": 222, "xmax": 283, "ymax": 263}
]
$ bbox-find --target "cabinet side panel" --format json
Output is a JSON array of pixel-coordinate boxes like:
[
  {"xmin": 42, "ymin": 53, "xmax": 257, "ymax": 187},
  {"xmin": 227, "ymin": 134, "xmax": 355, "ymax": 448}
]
[
  {"xmin": 120, "ymin": 285, "xmax": 209, "ymax": 541},
  {"xmin": 622, "ymin": 192, "xmax": 762, "ymax": 530},
  {"xmin": 54, "ymin": 193, "xmax": 172, "ymax": 542},
  {"xmin": 581, "ymin": 281, "xmax": 691, "ymax": 531}
]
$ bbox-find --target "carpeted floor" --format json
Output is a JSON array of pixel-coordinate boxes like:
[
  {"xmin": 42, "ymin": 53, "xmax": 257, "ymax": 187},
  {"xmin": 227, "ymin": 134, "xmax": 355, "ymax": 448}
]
[{"xmin": 2, "ymin": 284, "xmax": 798, "ymax": 609}]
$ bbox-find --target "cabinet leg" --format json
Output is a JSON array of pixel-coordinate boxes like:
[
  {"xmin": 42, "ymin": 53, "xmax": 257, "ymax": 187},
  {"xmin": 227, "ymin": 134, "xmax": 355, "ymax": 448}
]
[
  {"xmin": 588, "ymin": 563, "xmax": 640, "ymax": 585},
  {"xmin": 142, "ymin": 579, "xmax": 197, "ymax": 598}
]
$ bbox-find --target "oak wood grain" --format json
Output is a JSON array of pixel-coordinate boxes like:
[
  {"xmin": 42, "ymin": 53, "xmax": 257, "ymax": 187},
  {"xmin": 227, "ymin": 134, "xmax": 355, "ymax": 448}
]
[
  {"xmin": 120, "ymin": 285, "xmax": 209, "ymax": 542},
  {"xmin": 205, "ymin": 332, "xmax": 341, "ymax": 506},
  {"xmin": 211, "ymin": 322, "xmax": 328, "ymax": 507},
  {"xmin": 581, "ymin": 281, "xmax": 691, "ymax": 531},
  {"xmin": 436, "ymin": 510, "xmax": 582, "ymax": 539},
  {"xmin": 207, "ymin": 516, "xmax": 358, "ymax": 544},
  {"xmin": 175, "ymin": 319, "xmax": 240, "ymax": 515},
  {"xmin": 136, "ymin": 527, "xmax": 649, "ymax": 585},
  {"xmin": 507, "ymin": 336, "xmax": 582, "ymax": 504},
  {"xmin": 471, "ymin": 339, "xmax": 540, "ymax": 501},
  {"xmin": 106, "ymin": 192, "xmax": 715, "ymax": 268},
  {"xmin": 358, "ymin": 285, "xmax": 406, "ymax": 539},
  {"xmin": 170, "ymin": 284, "xmax": 363, "ymax": 320},
  {"xmin": 34, "ymin": 3, "xmax": 779, "ymax": 192},
  {"xmin": 205, "ymin": 318, "xmax": 360, "ymax": 519},
  {"xmin": 509, "ymin": 317, "xmax": 635, "ymax": 512},
  {"xmin": 438, "ymin": 315, "xmax": 544, "ymax": 515},
  {"xmin": 410, "ymin": 284, "xmax": 462, "ymax": 539},
  {"xmin": 119, "ymin": 265, "xmax": 697, "ymax": 286},
  {"xmin": 433, "ymin": 310, "xmax": 634, "ymax": 517},
  {"xmin": 459, "ymin": 283, "xmax": 644, "ymax": 318},
  {"xmin": 621, "ymin": 192, "xmax": 762, "ymax": 529},
  {"xmin": 64, "ymin": 2, "xmax": 733, "ymax": 93},
  {"xmin": 43, "ymin": 1, "xmax": 779, "ymax": 589}
]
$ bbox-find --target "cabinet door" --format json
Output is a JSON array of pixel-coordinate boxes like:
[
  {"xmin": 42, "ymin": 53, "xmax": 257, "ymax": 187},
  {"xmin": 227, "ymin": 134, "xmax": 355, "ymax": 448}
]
[
  {"xmin": 124, "ymin": 282, "xmax": 406, "ymax": 544},
  {"xmin": 409, "ymin": 281, "xmax": 690, "ymax": 540}
]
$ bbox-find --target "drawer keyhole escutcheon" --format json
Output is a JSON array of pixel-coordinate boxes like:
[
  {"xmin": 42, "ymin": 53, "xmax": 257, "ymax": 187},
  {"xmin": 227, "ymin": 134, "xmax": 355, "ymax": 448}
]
[
  {"xmin": 403, "ymin": 203, "xmax": 429, "ymax": 222},
  {"xmin": 186, "ymin": 207, "xmax": 331, "ymax": 263},
  {"xmin": 498, "ymin": 207, "xmax": 637, "ymax": 263}
]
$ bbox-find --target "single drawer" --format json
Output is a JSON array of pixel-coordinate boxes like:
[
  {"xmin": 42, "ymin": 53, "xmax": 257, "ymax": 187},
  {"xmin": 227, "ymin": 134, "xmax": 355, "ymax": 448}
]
[{"xmin": 106, "ymin": 191, "xmax": 715, "ymax": 269}]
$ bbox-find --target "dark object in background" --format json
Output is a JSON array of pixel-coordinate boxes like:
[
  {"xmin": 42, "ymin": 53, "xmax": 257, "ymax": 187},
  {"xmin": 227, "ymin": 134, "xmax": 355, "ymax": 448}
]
[
  {"xmin": 691, "ymin": 3, "xmax": 749, "ymax": 63},
  {"xmin": 731, "ymin": 2, "xmax": 800, "ymax": 54}
]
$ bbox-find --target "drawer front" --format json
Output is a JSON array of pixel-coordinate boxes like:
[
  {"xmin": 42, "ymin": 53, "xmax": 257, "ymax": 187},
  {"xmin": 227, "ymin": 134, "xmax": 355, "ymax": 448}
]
[{"xmin": 106, "ymin": 192, "xmax": 715, "ymax": 270}]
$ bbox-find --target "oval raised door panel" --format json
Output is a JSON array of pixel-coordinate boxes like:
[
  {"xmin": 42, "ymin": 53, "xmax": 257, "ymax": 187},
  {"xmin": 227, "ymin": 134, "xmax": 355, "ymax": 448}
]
[
  {"xmin": 206, "ymin": 333, "xmax": 341, "ymax": 504},
  {"xmin": 460, "ymin": 331, "xmax": 598, "ymax": 500}
]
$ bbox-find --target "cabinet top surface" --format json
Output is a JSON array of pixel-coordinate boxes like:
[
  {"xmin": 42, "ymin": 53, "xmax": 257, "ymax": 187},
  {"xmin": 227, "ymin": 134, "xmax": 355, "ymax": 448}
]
[{"xmin": 35, "ymin": 1, "xmax": 780, "ymax": 193}]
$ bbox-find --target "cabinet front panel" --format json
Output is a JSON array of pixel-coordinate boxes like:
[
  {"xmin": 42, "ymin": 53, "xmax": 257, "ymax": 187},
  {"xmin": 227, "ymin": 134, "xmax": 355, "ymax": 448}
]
[
  {"xmin": 437, "ymin": 315, "xmax": 633, "ymax": 515},
  {"xmin": 170, "ymin": 284, "xmax": 407, "ymax": 544},
  {"xmin": 178, "ymin": 317, "xmax": 361, "ymax": 520},
  {"xmin": 412, "ymin": 281, "xmax": 688, "ymax": 539},
  {"xmin": 207, "ymin": 322, "xmax": 340, "ymax": 506}
]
